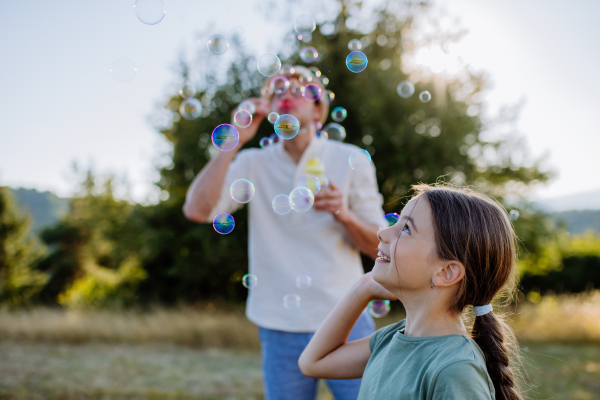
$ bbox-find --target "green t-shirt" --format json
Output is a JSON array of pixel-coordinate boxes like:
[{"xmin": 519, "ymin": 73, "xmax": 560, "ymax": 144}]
[{"xmin": 357, "ymin": 319, "xmax": 495, "ymax": 400}]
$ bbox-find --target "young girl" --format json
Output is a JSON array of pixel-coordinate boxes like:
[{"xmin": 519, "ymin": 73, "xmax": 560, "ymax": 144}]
[{"xmin": 299, "ymin": 184, "xmax": 523, "ymax": 400}]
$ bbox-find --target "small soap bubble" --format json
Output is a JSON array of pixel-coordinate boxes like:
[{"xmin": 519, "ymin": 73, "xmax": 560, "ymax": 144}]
[
  {"xmin": 270, "ymin": 76, "xmax": 290, "ymax": 95},
  {"xmin": 300, "ymin": 46, "xmax": 318, "ymax": 63},
  {"xmin": 230, "ymin": 179, "xmax": 255, "ymax": 203},
  {"xmin": 290, "ymin": 186, "xmax": 314, "ymax": 212},
  {"xmin": 134, "ymin": 0, "xmax": 166, "ymax": 25},
  {"xmin": 179, "ymin": 82, "xmax": 196, "ymax": 99},
  {"xmin": 331, "ymin": 107, "xmax": 347, "ymax": 122},
  {"xmin": 179, "ymin": 98, "xmax": 202, "ymax": 120},
  {"xmin": 110, "ymin": 58, "xmax": 137, "ymax": 82},
  {"xmin": 312, "ymin": 121, "xmax": 323, "ymax": 131},
  {"xmin": 346, "ymin": 51, "xmax": 368, "ymax": 73},
  {"xmin": 308, "ymin": 66, "xmax": 321, "ymax": 77},
  {"xmin": 213, "ymin": 212, "xmax": 235, "ymax": 234},
  {"xmin": 382, "ymin": 213, "xmax": 400, "ymax": 228},
  {"xmin": 207, "ymin": 34, "xmax": 229, "ymax": 55},
  {"xmin": 509, "ymin": 210, "xmax": 520, "ymax": 221},
  {"xmin": 291, "ymin": 85, "xmax": 305, "ymax": 98},
  {"xmin": 269, "ymin": 133, "xmax": 280, "ymax": 144},
  {"xmin": 283, "ymin": 294, "xmax": 301, "ymax": 310},
  {"xmin": 258, "ymin": 54, "xmax": 282, "ymax": 77},
  {"xmin": 303, "ymin": 83, "xmax": 321, "ymax": 102},
  {"xmin": 321, "ymin": 90, "xmax": 335, "ymax": 104},
  {"xmin": 234, "ymin": 110, "xmax": 252, "ymax": 128},
  {"xmin": 296, "ymin": 275, "xmax": 312, "ymax": 289},
  {"xmin": 242, "ymin": 273, "xmax": 258, "ymax": 288},
  {"xmin": 280, "ymin": 64, "xmax": 296, "ymax": 76},
  {"xmin": 212, "ymin": 124, "xmax": 239, "ymax": 151},
  {"xmin": 298, "ymin": 174, "xmax": 321, "ymax": 195},
  {"xmin": 294, "ymin": 14, "xmax": 316, "ymax": 35},
  {"xmin": 348, "ymin": 39, "xmax": 362, "ymax": 51},
  {"xmin": 238, "ymin": 100, "xmax": 256, "ymax": 115},
  {"xmin": 259, "ymin": 137, "xmax": 271, "ymax": 148},
  {"xmin": 323, "ymin": 123, "xmax": 346, "ymax": 141},
  {"xmin": 316, "ymin": 130, "xmax": 328, "ymax": 140},
  {"xmin": 274, "ymin": 114, "xmax": 300, "ymax": 139},
  {"xmin": 419, "ymin": 91, "xmax": 431, "ymax": 103},
  {"xmin": 368, "ymin": 300, "xmax": 391, "ymax": 318},
  {"xmin": 272, "ymin": 194, "xmax": 292, "ymax": 215},
  {"xmin": 299, "ymin": 73, "xmax": 313, "ymax": 84},
  {"xmin": 319, "ymin": 177, "xmax": 329, "ymax": 190},
  {"xmin": 229, "ymin": 26, "xmax": 247, "ymax": 44},
  {"xmin": 268, "ymin": 112, "xmax": 280, "ymax": 124},
  {"xmin": 349, "ymin": 149, "xmax": 372, "ymax": 170},
  {"xmin": 397, "ymin": 81, "xmax": 415, "ymax": 98}
]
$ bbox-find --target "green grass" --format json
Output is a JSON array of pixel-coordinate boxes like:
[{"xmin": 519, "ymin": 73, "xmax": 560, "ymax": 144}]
[{"xmin": 1, "ymin": 341, "xmax": 599, "ymax": 400}]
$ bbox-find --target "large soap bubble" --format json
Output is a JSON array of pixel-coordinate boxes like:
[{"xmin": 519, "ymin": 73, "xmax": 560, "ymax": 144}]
[
  {"xmin": 110, "ymin": 58, "xmax": 136, "ymax": 82},
  {"xmin": 323, "ymin": 123, "xmax": 346, "ymax": 141},
  {"xmin": 234, "ymin": 110, "xmax": 252, "ymax": 128},
  {"xmin": 258, "ymin": 54, "xmax": 281, "ymax": 77},
  {"xmin": 382, "ymin": 213, "xmax": 400, "ymax": 228},
  {"xmin": 294, "ymin": 15, "xmax": 316, "ymax": 35},
  {"xmin": 134, "ymin": 0, "xmax": 166, "ymax": 25},
  {"xmin": 274, "ymin": 114, "xmax": 300, "ymax": 140},
  {"xmin": 212, "ymin": 124, "xmax": 239, "ymax": 151},
  {"xmin": 346, "ymin": 51, "xmax": 368, "ymax": 73},
  {"xmin": 207, "ymin": 34, "xmax": 229, "ymax": 55},
  {"xmin": 242, "ymin": 273, "xmax": 257, "ymax": 288},
  {"xmin": 213, "ymin": 213, "xmax": 235, "ymax": 234},
  {"xmin": 179, "ymin": 99, "xmax": 202, "ymax": 120},
  {"xmin": 230, "ymin": 26, "xmax": 247, "ymax": 44},
  {"xmin": 230, "ymin": 179, "xmax": 255, "ymax": 203},
  {"xmin": 270, "ymin": 76, "xmax": 290, "ymax": 95},
  {"xmin": 267, "ymin": 112, "xmax": 280, "ymax": 124},
  {"xmin": 290, "ymin": 187, "xmax": 314, "ymax": 212},
  {"xmin": 349, "ymin": 149, "xmax": 372, "ymax": 171},
  {"xmin": 298, "ymin": 174, "xmax": 321, "ymax": 195},
  {"xmin": 300, "ymin": 46, "xmax": 318, "ymax": 63},
  {"xmin": 272, "ymin": 194, "xmax": 292, "ymax": 215},
  {"xmin": 303, "ymin": 83, "xmax": 321, "ymax": 102},
  {"xmin": 331, "ymin": 107, "xmax": 347, "ymax": 122}
]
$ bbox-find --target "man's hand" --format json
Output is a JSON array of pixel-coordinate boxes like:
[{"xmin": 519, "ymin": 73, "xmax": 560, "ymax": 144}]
[
  {"xmin": 232, "ymin": 98, "xmax": 270, "ymax": 146},
  {"xmin": 313, "ymin": 180, "xmax": 351, "ymax": 223}
]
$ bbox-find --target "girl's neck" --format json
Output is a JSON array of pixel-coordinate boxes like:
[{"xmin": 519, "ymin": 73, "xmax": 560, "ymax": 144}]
[{"xmin": 401, "ymin": 295, "xmax": 468, "ymax": 338}]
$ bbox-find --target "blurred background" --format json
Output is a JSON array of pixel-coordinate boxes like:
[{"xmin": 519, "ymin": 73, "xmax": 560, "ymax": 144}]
[{"xmin": 1, "ymin": 0, "xmax": 599, "ymax": 399}]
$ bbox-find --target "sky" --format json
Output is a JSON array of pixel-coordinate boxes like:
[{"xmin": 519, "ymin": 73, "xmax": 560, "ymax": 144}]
[{"xmin": 0, "ymin": 0, "xmax": 598, "ymax": 204}]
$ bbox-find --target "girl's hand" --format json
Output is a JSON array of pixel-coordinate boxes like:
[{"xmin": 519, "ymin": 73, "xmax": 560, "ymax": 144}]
[{"xmin": 358, "ymin": 272, "xmax": 398, "ymax": 302}]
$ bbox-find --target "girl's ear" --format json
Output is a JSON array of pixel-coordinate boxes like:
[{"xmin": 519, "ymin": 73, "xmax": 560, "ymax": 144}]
[{"xmin": 433, "ymin": 261, "xmax": 465, "ymax": 287}]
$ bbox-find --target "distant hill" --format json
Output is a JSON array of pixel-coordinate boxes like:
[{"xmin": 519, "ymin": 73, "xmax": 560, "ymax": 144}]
[
  {"xmin": 10, "ymin": 187, "xmax": 70, "ymax": 233},
  {"xmin": 552, "ymin": 210, "xmax": 600, "ymax": 234},
  {"xmin": 537, "ymin": 189, "xmax": 600, "ymax": 212}
]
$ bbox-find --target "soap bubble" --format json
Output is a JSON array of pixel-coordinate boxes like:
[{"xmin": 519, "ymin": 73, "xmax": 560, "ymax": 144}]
[
  {"xmin": 319, "ymin": 177, "xmax": 329, "ymax": 190},
  {"xmin": 397, "ymin": 81, "xmax": 415, "ymax": 98},
  {"xmin": 312, "ymin": 121, "xmax": 323, "ymax": 131},
  {"xmin": 308, "ymin": 66, "xmax": 321, "ymax": 77},
  {"xmin": 349, "ymin": 149, "xmax": 372, "ymax": 170},
  {"xmin": 303, "ymin": 83, "xmax": 321, "ymax": 102},
  {"xmin": 230, "ymin": 26, "xmax": 247, "ymax": 44},
  {"xmin": 274, "ymin": 114, "xmax": 300, "ymax": 139},
  {"xmin": 316, "ymin": 130, "xmax": 328, "ymax": 140},
  {"xmin": 323, "ymin": 123, "xmax": 346, "ymax": 141},
  {"xmin": 346, "ymin": 51, "xmax": 368, "ymax": 73},
  {"xmin": 269, "ymin": 133, "xmax": 280, "ymax": 144},
  {"xmin": 382, "ymin": 213, "xmax": 400, "ymax": 228},
  {"xmin": 331, "ymin": 107, "xmax": 347, "ymax": 122},
  {"xmin": 207, "ymin": 34, "xmax": 229, "ymax": 55},
  {"xmin": 110, "ymin": 58, "xmax": 136, "ymax": 82},
  {"xmin": 133, "ymin": 0, "xmax": 166, "ymax": 25},
  {"xmin": 320, "ymin": 75, "xmax": 329, "ymax": 86},
  {"xmin": 272, "ymin": 194, "xmax": 292, "ymax": 215},
  {"xmin": 294, "ymin": 14, "xmax": 316, "ymax": 35},
  {"xmin": 299, "ymin": 73, "xmax": 313, "ymax": 84},
  {"xmin": 280, "ymin": 64, "xmax": 295, "ymax": 76},
  {"xmin": 267, "ymin": 112, "xmax": 280, "ymax": 124},
  {"xmin": 261, "ymin": 87, "xmax": 273, "ymax": 98},
  {"xmin": 283, "ymin": 293, "xmax": 301, "ymax": 309},
  {"xmin": 290, "ymin": 187, "xmax": 314, "ymax": 212},
  {"xmin": 213, "ymin": 212, "xmax": 235, "ymax": 234},
  {"xmin": 300, "ymin": 46, "xmax": 318, "ymax": 63},
  {"xmin": 321, "ymin": 90, "xmax": 335, "ymax": 104},
  {"xmin": 295, "ymin": 275, "xmax": 312, "ymax": 289},
  {"xmin": 258, "ymin": 54, "xmax": 281, "ymax": 77},
  {"xmin": 259, "ymin": 137, "xmax": 271, "ymax": 148},
  {"xmin": 367, "ymin": 300, "xmax": 391, "ymax": 318},
  {"xmin": 509, "ymin": 210, "xmax": 520, "ymax": 221},
  {"xmin": 234, "ymin": 110, "xmax": 252, "ymax": 128},
  {"xmin": 348, "ymin": 39, "xmax": 362, "ymax": 51},
  {"xmin": 419, "ymin": 91, "xmax": 431, "ymax": 103},
  {"xmin": 298, "ymin": 174, "xmax": 321, "ymax": 195},
  {"xmin": 212, "ymin": 124, "xmax": 239, "ymax": 151},
  {"xmin": 179, "ymin": 82, "xmax": 196, "ymax": 99},
  {"xmin": 230, "ymin": 179, "xmax": 255, "ymax": 203},
  {"xmin": 270, "ymin": 76, "xmax": 290, "ymax": 95},
  {"xmin": 242, "ymin": 273, "xmax": 257, "ymax": 288},
  {"xmin": 238, "ymin": 100, "xmax": 256, "ymax": 115},
  {"xmin": 179, "ymin": 98, "xmax": 202, "ymax": 120},
  {"xmin": 291, "ymin": 85, "xmax": 305, "ymax": 98}
]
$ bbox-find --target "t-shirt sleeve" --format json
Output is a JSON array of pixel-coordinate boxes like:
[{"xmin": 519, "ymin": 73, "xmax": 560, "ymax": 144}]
[
  {"xmin": 432, "ymin": 361, "xmax": 495, "ymax": 400},
  {"xmin": 347, "ymin": 159, "xmax": 384, "ymax": 226},
  {"xmin": 204, "ymin": 149, "xmax": 253, "ymax": 223}
]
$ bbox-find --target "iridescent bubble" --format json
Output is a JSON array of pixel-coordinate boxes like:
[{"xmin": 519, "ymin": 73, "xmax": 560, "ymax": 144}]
[
  {"xmin": 110, "ymin": 58, "xmax": 136, "ymax": 82},
  {"xmin": 269, "ymin": 133, "xmax": 280, "ymax": 144},
  {"xmin": 303, "ymin": 83, "xmax": 321, "ymax": 102},
  {"xmin": 367, "ymin": 300, "xmax": 390, "ymax": 318},
  {"xmin": 300, "ymin": 46, "xmax": 318, "ymax": 63},
  {"xmin": 349, "ymin": 149, "xmax": 372, "ymax": 170},
  {"xmin": 290, "ymin": 186, "xmax": 314, "ymax": 212},
  {"xmin": 308, "ymin": 66, "xmax": 321, "ymax": 77},
  {"xmin": 316, "ymin": 130, "xmax": 328, "ymax": 140},
  {"xmin": 312, "ymin": 121, "xmax": 323, "ymax": 131},
  {"xmin": 331, "ymin": 107, "xmax": 347, "ymax": 122},
  {"xmin": 242, "ymin": 273, "xmax": 257, "ymax": 289},
  {"xmin": 268, "ymin": 112, "xmax": 279, "ymax": 124},
  {"xmin": 259, "ymin": 137, "xmax": 271, "ymax": 148},
  {"xmin": 230, "ymin": 179, "xmax": 255, "ymax": 203},
  {"xmin": 294, "ymin": 14, "xmax": 316, "ymax": 35},
  {"xmin": 291, "ymin": 85, "xmax": 305, "ymax": 98},
  {"xmin": 230, "ymin": 26, "xmax": 247, "ymax": 44},
  {"xmin": 212, "ymin": 124, "xmax": 239, "ymax": 151},
  {"xmin": 234, "ymin": 110, "xmax": 252, "ymax": 128},
  {"xmin": 283, "ymin": 293, "xmax": 301, "ymax": 309},
  {"xmin": 280, "ymin": 64, "xmax": 296, "ymax": 76},
  {"xmin": 133, "ymin": 0, "xmax": 166, "ymax": 25},
  {"xmin": 179, "ymin": 82, "xmax": 196, "ymax": 99},
  {"xmin": 272, "ymin": 194, "xmax": 292, "ymax": 215},
  {"xmin": 298, "ymin": 73, "xmax": 313, "ymax": 84},
  {"xmin": 257, "ymin": 54, "xmax": 282, "ymax": 77},
  {"xmin": 238, "ymin": 100, "xmax": 256, "ymax": 115},
  {"xmin": 323, "ymin": 123, "xmax": 346, "ymax": 141},
  {"xmin": 419, "ymin": 91, "xmax": 431, "ymax": 103},
  {"xmin": 270, "ymin": 76, "xmax": 290, "ymax": 95},
  {"xmin": 207, "ymin": 34, "xmax": 229, "ymax": 55},
  {"xmin": 295, "ymin": 275, "xmax": 312, "ymax": 289},
  {"xmin": 320, "ymin": 75, "xmax": 329, "ymax": 86},
  {"xmin": 382, "ymin": 213, "xmax": 400, "ymax": 227},
  {"xmin": 179, "ymin": 98, "xmax": 202, "ymax": 120},
  {"xmin": 397, "ymin": 81, "xmax": 415, "ymax": 98},
  {"xmin": 319, "ymin": 177, "xmax": 329, "ymax": 190},
  {"xmin": 274, "ymin": 114, "xmax": 300, "ymax": 140},
  {"xmin": 213, "ymin": 212, "xmax": 235, "ymax": 234},
  {"xmin": 509, "ymin": 210, "xmax": 520, "ymax": 221},
  {"xmin": 348, "ymin": 39, "xmax": 362, "ymax": 51},
  {"xmin": 346, "ymin": 51, "xmax": 368, "ymax": 73},
  {"xmin": 321, "ymin": 90, "xmax": 335, "ymax": 104},
  {"xmin": 298, "ymin": 174, "xmax": 321, "ymax": 195}
]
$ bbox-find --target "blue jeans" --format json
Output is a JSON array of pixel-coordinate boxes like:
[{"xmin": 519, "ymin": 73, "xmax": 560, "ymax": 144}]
[{"xmin": 258, "ymin": 311, "xmax": 376, "ymax": 400}]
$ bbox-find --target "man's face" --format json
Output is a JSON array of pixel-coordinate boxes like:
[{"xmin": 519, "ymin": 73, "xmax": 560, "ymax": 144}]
[{"xmin": 270, "ymin": 77, "xmax": 322, "ymax": 129}]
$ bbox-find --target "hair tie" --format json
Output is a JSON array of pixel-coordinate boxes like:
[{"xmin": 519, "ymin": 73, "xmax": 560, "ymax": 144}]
[{"xmin": 473, "ymin": 304, "xmax": 493, "ymax": 316}]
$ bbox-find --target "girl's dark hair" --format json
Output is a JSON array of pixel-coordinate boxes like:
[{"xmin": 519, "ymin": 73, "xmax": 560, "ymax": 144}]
[{"xmin": 412, "ymin": 184, "xmax": 524, "ymax": 400}]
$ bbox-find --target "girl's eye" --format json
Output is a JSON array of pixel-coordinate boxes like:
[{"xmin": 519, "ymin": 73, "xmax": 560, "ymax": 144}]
[{"xmin": 402, "ymin": 224, "xmax": 410, "ymax": 234}]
